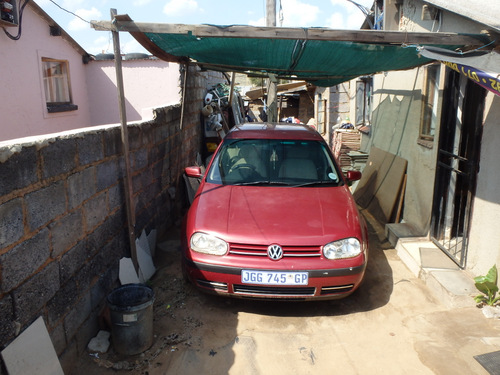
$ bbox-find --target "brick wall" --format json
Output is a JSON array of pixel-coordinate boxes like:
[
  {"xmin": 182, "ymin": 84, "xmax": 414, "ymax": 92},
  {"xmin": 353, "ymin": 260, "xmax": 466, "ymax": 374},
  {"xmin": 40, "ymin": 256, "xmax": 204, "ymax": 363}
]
[{"xmin": 0, "ymin": 65, "xmax": 222, "ymax": 374}]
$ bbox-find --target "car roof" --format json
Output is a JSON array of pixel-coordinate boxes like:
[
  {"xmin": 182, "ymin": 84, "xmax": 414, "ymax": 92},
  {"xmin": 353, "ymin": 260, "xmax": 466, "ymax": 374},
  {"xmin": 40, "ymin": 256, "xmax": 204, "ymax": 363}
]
[{"xmin": 225, "ymin": 123, "xmax": 324, "ymax": 141}]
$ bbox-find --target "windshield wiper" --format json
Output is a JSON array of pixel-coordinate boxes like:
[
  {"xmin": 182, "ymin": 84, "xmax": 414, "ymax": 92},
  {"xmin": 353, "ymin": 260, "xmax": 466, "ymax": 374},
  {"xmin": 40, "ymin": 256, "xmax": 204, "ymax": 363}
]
[
  {"xmin": 292, "ymin": 180, "xmax": 338, "ymax": 187},
  {"xmin": 232, "ymin": 180, "xmax": 292, "ymax": 186}
]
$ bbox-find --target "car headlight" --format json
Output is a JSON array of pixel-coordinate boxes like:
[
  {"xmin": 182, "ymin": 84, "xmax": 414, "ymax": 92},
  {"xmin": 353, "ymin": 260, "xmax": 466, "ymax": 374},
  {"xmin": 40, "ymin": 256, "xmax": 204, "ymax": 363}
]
[
  {"xmin": 190, "ymin": 232, "xmax": 228, "ymax": 256},
  {"xmin": 323, "ymin": 238, "xmax": 362, "ymax": 259}
]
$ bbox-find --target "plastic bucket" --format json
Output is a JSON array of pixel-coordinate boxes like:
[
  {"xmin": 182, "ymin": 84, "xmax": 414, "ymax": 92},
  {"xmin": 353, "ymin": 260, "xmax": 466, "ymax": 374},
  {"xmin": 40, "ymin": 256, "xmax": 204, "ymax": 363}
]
[{"xmin": 107, "ymin": 284, "xmax": 155, "ymax": 355}]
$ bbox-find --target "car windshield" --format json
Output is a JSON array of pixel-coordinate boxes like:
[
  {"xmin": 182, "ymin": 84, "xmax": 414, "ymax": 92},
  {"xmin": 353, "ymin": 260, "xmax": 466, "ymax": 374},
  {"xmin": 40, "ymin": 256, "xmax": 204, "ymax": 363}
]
[{"xmin": 206, "ymin": 138, "xmax": 342, "ymax": 186}]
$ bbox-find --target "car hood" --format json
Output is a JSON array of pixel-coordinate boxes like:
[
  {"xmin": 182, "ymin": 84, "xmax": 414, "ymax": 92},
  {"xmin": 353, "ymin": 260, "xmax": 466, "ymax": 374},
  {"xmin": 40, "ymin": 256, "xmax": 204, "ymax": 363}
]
[{"xmin": 189, "ymin": 183, "xmax": 363, "ymax": 245}]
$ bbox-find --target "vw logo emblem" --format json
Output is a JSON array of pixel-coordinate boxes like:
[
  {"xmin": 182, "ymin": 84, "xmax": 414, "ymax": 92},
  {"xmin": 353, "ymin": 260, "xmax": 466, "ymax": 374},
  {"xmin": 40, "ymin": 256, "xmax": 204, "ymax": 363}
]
[{"xmin": 267, "ymin": 244, "xmax": 283, "ymax": 260}]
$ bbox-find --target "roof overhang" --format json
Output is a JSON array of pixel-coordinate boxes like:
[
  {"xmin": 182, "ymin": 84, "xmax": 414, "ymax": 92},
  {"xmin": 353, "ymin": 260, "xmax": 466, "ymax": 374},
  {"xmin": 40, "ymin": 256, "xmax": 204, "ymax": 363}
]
[{"xmin": 92, "ymin": 15, "xmax": 497, "ymax": 86}]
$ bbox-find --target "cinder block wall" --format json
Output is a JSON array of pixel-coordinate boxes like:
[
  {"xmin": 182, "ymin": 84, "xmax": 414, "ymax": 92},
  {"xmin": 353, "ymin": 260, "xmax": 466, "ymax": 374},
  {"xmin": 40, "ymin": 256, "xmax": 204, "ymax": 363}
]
[{"xmin": 0, "ymin": 66, "xmax": 223, "ymax": 374}]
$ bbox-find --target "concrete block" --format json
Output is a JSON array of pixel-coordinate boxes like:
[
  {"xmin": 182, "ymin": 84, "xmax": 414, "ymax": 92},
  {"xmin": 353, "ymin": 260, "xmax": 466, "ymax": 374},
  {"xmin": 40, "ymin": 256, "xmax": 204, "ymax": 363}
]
[
  {"xmin": 60, "ymin": 240, "xmax": 89, "ymax": 284},
  {"xmin": 40, "ymin": 138, "xmax": 77, "ymax": 179},
  {"xmin": 0, "ymin": 229, "xmax": 50, "ymax": 293},
  {"xmin": 25, "ymin": 182, "xmax": 66, "ymax": 231},
  {"xmin": 133, "ymin": 148, "xmax": 149, "ymax": 170},
  {"xmin": 0, "ymin": 145, "xmax": 38, "ymax": 196},
  {"xmin": 83, "ymin": 192, "xmax": 108, "ymax": 231},
  {"xmin": 47, "ymin": 277, "xmax": 79, "ymax": 327},
  {"xmin": 77, "ymin": 132, "xmax": 104, "ymax": 165},
  {"xmin": 0, "ymin": 294, "xmax": 15, "ymax": 347},
  {"xmin": 103, "ymin": 128, "xmax": 122, "ymax": 157},
  {"xmin": 75, "ymin": 315, "xmax": 99, "ymax": 354},
  {"xmin": 385, "ymin": 223, "xmax": 423, "ymax": 247},
  {"xmin": 64, "ymin": 293, "xmax": 91, "ymax": 342},
  {"xmin": 107, "ymin": 184, "xmax": 123, "ymax": 211},
  {"xmin": 425, "ymin": 269, "xmax": 476, "ymax": 308},
  {"xmin": 13, "ymin": 261, "xmax": 60, "ymax": 326},
  {"xmin": 48, "ymin": 322, "xmax": 66, "ymax": 356},
  {"xmin": 0, "ymin": 198, "xmax": 24, "ymax": 247},
  {"xmin": 67, "ymin": 167, "xmax": 96, "ymax": 209},
  {"xmin": 58, "ymin": 339, "xmax": 78, "ymax": 375},
  {"xmin": 50, "ymin": 210, "xmax": 83, "ymax": 257},
  {"xmin": 90, "ymin": 266, "xmax": 117, "ymax": 311},
  {"xmin": 96, "ymin": 159, "xmax": 119, "ymax": 190},
  {"xmin": 86, "ymin": 213, "xmax": 124, "ymax": 257}
]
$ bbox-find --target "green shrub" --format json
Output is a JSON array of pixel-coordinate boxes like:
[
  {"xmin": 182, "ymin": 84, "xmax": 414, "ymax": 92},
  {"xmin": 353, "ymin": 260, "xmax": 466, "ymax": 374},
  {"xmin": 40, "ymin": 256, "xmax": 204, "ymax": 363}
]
[{"xmin": 474, "ymin": 265, "xmax": 500, "ymax": 306}]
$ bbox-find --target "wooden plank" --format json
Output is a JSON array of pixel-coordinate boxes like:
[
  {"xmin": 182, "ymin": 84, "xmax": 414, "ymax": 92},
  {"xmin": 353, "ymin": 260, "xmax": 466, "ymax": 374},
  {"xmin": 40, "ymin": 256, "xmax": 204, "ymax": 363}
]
[
  {"xmin": 115, "ymin": 15, "xmax": 188, "ymax": 63},
  {"xmin": 111, "ymin": 9, "xmax": 139, "ymax": 272},
  {"xmin": 91, "ymin": 19, "xmax": 491, "ymax": 46}
]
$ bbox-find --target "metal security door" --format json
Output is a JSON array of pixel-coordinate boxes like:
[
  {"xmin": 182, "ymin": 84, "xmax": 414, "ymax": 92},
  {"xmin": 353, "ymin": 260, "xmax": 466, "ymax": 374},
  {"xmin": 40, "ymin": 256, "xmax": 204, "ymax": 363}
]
[{"xmin": 430, "ymin": 69, "xmax": 485, "ymax": 268}]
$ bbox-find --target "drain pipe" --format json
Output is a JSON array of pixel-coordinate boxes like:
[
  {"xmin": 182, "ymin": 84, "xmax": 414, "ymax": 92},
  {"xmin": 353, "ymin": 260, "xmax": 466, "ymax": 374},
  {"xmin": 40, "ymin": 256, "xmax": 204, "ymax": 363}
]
[{"xmin": 111, "ymin": 8, "xmax": 138, "ymax": 272}]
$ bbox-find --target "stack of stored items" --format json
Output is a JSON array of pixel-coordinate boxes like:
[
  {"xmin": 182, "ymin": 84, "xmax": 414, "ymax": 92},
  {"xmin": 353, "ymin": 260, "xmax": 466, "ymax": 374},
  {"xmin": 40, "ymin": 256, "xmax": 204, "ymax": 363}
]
[{"xmin": 332, "ymin": 129, "xmax": 361, "ymax": 170}]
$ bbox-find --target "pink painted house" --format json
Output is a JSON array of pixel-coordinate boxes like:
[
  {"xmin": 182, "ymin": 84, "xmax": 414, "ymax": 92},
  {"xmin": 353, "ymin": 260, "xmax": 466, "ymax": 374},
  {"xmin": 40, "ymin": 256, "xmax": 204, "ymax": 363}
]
[{"xmin": 0, "ymin": 1, "xmax": 181, "ymax": 143}]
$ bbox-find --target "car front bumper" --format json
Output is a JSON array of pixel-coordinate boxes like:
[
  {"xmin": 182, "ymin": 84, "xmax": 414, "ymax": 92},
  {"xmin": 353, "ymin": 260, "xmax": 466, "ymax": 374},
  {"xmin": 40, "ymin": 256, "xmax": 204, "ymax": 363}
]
[{"xmin": 183, "ymin": 257, "xmax": 367, "ymax": 300}]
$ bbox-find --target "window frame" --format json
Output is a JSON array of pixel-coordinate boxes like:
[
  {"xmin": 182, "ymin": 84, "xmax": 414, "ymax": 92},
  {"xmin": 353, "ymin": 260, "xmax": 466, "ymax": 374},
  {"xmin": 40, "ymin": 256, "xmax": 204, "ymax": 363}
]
[
  {"xmin": 41, "ymin": 57, "xmax": 78, "ymax": 113},
  {"xmin": 419, "ymin": 63, "xmax": 441, "ymax": 147}
]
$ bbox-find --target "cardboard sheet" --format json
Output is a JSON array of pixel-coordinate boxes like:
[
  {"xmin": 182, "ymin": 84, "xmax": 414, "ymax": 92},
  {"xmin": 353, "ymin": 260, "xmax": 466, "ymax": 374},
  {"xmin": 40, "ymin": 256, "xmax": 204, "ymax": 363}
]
[{"xmin": 353, "ymin": 147, "xmax": 407, "ymax": 223}]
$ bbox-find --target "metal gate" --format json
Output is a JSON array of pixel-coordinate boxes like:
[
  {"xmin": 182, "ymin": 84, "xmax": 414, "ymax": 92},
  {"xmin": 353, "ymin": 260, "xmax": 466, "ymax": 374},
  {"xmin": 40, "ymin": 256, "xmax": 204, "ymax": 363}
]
[{"xmin": 430, "ymin": 69, "xmax": 486, "ymax": 268}]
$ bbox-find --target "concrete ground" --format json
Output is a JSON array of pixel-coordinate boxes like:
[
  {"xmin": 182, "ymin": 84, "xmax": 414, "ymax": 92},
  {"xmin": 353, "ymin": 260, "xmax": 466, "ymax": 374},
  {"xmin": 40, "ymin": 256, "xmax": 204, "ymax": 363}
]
[{"xmin": 72, "ymin": 212, "xmax": 500, "ymax": 375}]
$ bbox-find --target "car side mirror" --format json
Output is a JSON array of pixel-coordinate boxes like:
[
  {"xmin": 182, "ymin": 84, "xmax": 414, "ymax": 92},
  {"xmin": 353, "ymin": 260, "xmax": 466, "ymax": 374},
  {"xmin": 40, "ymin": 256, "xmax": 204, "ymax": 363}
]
[
  {"xmin": 346, "ymin": 170, "xmax": 362, "ymax": 182},
  {"xmin": 185, "ymin": 166, "xmax": 203, "ymax": 178}
]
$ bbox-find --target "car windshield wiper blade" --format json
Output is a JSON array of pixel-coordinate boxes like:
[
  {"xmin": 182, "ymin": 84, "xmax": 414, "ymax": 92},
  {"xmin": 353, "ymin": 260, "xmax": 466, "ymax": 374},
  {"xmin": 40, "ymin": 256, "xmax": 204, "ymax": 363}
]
[
  {"xmin": 292, "ymin": 180, "xmax": 337, "ymax": 187},
  {"xmin": 232, "ymin": 180, "xmax": 292, "ymax": 186}
]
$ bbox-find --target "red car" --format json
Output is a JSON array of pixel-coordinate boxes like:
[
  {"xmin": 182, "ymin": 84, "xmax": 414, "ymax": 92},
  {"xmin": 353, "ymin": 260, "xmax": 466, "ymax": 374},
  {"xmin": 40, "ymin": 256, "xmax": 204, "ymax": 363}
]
[{"xmin": 182, "ymin": 123, "xmax": 368, "ymax": 300}]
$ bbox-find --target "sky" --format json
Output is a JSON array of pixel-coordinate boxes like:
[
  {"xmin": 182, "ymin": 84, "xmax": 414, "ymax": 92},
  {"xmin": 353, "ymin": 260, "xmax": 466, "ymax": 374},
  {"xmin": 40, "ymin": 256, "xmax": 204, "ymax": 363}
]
[{"xmin": 34, "ymin": 0, "xmax": 375, "ymax": 55}]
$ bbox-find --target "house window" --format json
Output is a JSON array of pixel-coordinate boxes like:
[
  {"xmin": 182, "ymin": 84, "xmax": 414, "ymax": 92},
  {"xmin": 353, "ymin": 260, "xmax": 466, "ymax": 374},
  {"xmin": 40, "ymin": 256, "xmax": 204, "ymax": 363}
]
[
  {"xmin": 355, "ymin": 77, "xmax": 372, "ymax": 126},
  {"xmin": 42, "ymin": 58, "xmax": 78, "ymax": 113},
  {"xmin": 419, "ymin": 63, "xmax": 440, "ymax": 145}
]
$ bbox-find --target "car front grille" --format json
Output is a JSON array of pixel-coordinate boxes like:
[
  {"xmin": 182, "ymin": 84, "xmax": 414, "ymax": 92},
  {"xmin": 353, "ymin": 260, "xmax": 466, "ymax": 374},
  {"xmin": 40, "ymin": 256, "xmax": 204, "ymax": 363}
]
[
  {"xmin": 229, "ymin": 243, "xmax": 321, "ymax": 258},
  {"xmin": 233, "ymin": 284, "xmax": 316, "ymax": 296}
]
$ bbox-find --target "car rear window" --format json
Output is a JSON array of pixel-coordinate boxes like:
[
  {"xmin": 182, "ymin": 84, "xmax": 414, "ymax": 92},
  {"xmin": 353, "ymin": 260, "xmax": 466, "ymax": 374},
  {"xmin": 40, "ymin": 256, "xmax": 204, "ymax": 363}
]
[{"xmin": 206, "ymin": 139, "xmax": 342, "ymax": 186}]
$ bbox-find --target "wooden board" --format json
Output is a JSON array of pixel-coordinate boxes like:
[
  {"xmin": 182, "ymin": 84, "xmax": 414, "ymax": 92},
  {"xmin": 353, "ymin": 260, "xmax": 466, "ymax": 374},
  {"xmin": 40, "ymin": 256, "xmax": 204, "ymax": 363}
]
[{"xmin": 353, "ymin": 147, "xmax": 407, "ymax": 224}]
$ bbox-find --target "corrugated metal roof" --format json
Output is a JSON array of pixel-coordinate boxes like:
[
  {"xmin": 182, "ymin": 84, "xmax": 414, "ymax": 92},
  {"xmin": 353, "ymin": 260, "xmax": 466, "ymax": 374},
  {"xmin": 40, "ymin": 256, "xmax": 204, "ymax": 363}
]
[{"xmin": 424, "ymin": 0, "xmax": 500, "ymax": 32}]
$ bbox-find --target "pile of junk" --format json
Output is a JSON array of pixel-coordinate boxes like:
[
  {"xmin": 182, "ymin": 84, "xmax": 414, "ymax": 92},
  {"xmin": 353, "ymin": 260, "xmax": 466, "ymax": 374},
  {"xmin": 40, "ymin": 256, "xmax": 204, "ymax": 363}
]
[{"xmin": 200, "ymin": 83, "xmax": 245, "ymax": 158}]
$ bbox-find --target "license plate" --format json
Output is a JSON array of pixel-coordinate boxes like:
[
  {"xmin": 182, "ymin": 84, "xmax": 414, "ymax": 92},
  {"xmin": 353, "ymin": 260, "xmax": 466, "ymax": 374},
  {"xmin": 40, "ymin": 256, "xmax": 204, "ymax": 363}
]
[{"xmin": 241, "ymin": 270, "xmax": 308, "ymax": 285}]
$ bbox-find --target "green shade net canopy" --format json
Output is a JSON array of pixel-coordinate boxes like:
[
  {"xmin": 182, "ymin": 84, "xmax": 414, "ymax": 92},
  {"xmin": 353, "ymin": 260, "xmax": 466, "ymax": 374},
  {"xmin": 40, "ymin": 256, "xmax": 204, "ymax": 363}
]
[{"xmin": 146, "ymin": 31, "xmax": 459, "ymax": 86}]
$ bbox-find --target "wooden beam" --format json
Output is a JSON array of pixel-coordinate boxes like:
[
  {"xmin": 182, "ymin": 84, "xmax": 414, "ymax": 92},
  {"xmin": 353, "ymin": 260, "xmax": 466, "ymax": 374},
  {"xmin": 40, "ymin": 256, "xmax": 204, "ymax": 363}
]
[
  {"xmin": 91, "ymin": 19, "xmax": 492, "ymax": 46},
  {"xmin": 110, "ymin": 9, "xmax": 139, "ymax": 272},
  {"xmin": 114, "ymin": 15, "xmax": 188, "ymax": 63}
]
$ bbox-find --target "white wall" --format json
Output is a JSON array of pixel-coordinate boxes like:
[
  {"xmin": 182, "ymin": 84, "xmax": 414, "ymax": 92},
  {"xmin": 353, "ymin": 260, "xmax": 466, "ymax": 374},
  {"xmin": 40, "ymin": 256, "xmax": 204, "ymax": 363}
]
[
  {"xmin": 467, "ymin": 93, "xmax": 500, "ymax": 275},
  {"xmin": 366, "ymin": 67, "xmax": 442, "ymax": 233},
  {"xmin": 0, "ymin": 7, "xmax": 91, "ymax": 142},
  {"xmin": 85, "ymin": 59, "xmax": 181, "ymax": 126}
]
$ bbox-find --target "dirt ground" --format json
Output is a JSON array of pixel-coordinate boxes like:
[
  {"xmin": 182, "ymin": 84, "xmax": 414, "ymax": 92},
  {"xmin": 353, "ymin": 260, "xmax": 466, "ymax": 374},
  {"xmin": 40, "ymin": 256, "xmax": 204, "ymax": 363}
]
[{"xmin": 72, "ymin": 213, "xmax": 500, "ymax": 375}]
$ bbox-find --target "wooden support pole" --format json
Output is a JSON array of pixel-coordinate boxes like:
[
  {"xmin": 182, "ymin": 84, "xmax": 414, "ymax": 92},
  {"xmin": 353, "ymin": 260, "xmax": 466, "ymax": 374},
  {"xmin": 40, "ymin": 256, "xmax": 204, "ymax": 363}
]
[
  {"xmin": 266, "ymin": 0, "xmax": 278, "ymax": 122},
  {"xmin": 111, "ymin": 8, "xmax": 138, "ymax": 271},
  {"xmin": 180, "ymin": 62, "xmax": 189, "ymax": 130}
]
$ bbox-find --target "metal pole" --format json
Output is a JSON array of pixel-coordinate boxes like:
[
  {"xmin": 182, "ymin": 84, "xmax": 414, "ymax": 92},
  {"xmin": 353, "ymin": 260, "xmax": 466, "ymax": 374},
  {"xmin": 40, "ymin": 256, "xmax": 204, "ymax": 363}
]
[
  {"xmin": 111, "ymin": 8, "xmax": 138, "ymax": 271},
  {"xmin": 266, "ymin": 0, "xmax": 278, "ymax": 122}
]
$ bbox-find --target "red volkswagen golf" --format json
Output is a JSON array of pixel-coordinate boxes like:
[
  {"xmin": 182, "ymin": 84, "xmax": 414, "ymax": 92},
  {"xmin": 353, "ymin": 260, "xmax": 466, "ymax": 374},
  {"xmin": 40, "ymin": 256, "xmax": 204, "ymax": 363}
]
[{"xmin": 182, "ymin": 123, "xmax": 368, "ymax": 300}]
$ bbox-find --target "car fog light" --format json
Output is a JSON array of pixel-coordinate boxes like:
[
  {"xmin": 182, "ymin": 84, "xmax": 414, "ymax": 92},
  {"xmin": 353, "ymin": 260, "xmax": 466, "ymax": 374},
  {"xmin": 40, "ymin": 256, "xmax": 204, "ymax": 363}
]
[
  {"xmin": 190, "ymin": 232, "xmax": 228, "ymax": 255},
  {"xmin": 323, "ymin": 238, "xmax": 361, "ymax": 259}
]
